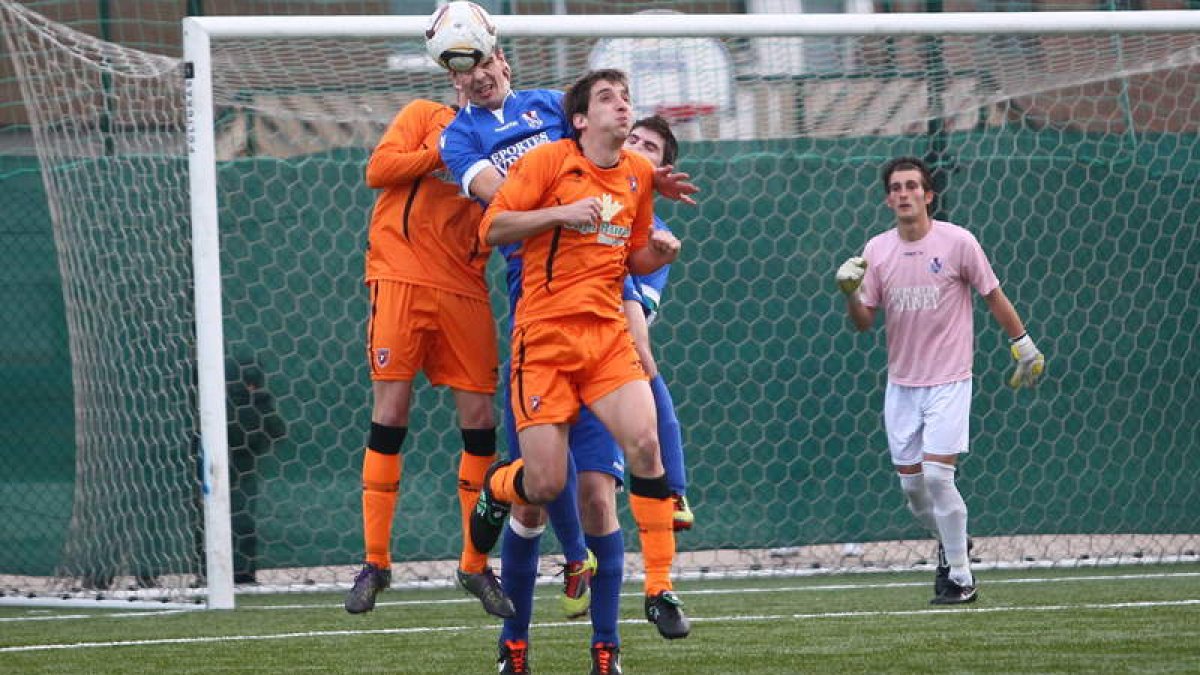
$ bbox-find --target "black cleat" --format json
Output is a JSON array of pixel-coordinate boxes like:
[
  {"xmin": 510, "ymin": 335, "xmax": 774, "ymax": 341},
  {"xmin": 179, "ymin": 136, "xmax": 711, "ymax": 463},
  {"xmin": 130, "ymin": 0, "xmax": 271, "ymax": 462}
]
[
  {"xmin": 469, "ymin": 462, "xmax": 512, "ymax": 555},
  {"xmin": 344, "ymin": 562, "xmax": 391, "ymax": 614},
  {"xmin": 934, "ymin": 539, "xmax": 975, "ymax": 597},
  {"xmin": 930, "ymin": 578, "xmax": 978, "ymax": 605},
  {"xmin": 456, "ymin": 567, "xmax": 515, "ymax": 618},
  {"xmin": 498, "ymin": 638, "xmax": 531, "ymax": 674},
  {"xmin": 644, "ymin": 590, "xmax": 691, "ymax": 639},
  {"xmin": 589, "ymin": 642, "xmax": 622, "ymax": 675}
]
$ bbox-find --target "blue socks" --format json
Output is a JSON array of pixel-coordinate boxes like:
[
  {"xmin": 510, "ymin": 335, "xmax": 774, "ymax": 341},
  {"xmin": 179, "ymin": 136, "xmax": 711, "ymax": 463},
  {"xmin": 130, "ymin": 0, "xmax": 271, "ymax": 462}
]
[
  {"xmin": 585, "ymin": 530, "xmax": 624, "ymax": 646},
  {"xmin": 499, "ymin": 522, "xmax": 541, "ymax": 643},
  {"xmin": 547, "ymin": 453, "xmax": 588, "ymax": 563},
  {"xmin": 651, "ymin": 374, "xmax": 687, "ymax": 496}
]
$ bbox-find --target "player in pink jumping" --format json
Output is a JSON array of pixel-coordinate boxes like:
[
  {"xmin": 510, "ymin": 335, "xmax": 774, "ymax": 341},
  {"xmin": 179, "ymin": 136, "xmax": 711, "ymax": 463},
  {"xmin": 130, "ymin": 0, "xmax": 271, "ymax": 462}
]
[{"xmin": 835, "ymin": 156, "xmax": 1045, "ymax": 604}]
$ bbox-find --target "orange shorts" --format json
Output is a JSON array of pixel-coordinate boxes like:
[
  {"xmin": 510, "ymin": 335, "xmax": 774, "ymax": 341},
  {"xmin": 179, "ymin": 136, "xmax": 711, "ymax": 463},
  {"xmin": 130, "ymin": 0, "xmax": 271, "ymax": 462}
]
[
  {"xmin": 510, "ymin": 316, "xmax": 647, "ymax": 430},
  {"xmin": 366, "ymin": 280, "xmax": 498, "ymax": 393}
]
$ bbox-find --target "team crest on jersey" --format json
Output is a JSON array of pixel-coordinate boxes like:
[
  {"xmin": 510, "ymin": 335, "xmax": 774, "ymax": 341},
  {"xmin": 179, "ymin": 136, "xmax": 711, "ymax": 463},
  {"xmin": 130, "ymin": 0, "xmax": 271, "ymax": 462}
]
[
  {"xmin": 521, "ymin": 110, "xmax": 544, "ymax": 129},
  {"xmin": 374, "ymin": 348, "xmax": 390, "ymax": 367},
  {"xmin": 929, "ymin": 257, "xmax": 943, "ymax": 274},
  {"xmin": 529, "ymin": 395, "xmax": 541, "ymax": 412},
  {"xmin": 628, "ymin": 175, "xmax": 639, "ymax": 192}
]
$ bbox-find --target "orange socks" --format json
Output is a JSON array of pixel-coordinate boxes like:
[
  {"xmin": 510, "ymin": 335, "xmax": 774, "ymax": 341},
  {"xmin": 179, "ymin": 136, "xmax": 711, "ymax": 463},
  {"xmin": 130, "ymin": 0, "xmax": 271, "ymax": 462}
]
[
  {"xmin": 457, "ymin": 451, "xmax": 495, "ymax": 574},
  {"xmin": 485, "ymin": 458, "xmax": 528, "ymax": 505},
  {"xmin": 629, "ymin": 493, "xmax": 676, "ymax": 596},
  {"xmin": 361, "ymin": 448, "xmax": 402, "ymax": 568}
]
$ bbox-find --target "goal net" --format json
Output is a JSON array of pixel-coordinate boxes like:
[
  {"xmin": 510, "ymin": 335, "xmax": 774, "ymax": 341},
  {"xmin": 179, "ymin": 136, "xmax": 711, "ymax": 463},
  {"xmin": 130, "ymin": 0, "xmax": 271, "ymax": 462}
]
[{"xmin": 2, "ymin": 0, "xmax": 1198, "ymax": 607}]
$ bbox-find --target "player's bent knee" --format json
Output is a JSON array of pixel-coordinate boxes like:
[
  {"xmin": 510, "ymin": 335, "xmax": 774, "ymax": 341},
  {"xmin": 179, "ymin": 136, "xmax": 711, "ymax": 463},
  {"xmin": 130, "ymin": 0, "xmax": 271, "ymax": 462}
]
[
  {"xmin": 521, "ymin": 471, "xmax": 566, "ymax": 505},
  {"xmin": 622, "ymin": 427, "xmax": 662, "ymax": 474},
  {"xmin": 921, "ymin": 461, "xmax": 966, "ymax": 513},
  {"xmin": 579, "ymin": 490, "xmax": 616, "ymax": 522},
  {"xmin": 455, "ymin": 394, "xmax": 496, "ymax": 429}
]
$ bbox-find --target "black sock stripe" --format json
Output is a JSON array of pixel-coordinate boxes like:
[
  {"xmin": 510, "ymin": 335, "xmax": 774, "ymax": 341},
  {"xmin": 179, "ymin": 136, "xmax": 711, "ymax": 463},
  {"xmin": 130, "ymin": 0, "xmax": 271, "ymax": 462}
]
[
  {"xmin": 629, "ymin": 473, "xmax": 671, "ymax": 499},
  {"xmin": 368, "ymin": 423, "xmax": 406, "ymax": 455},
  {"xmin": 461, "ymin": 428, "xmax": 496, "ymax": 456}
]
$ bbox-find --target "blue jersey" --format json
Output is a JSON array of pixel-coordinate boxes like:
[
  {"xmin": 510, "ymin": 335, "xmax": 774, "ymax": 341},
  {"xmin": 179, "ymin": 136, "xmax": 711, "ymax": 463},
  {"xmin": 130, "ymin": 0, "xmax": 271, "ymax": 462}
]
[
  {"xmin": 442, "ymin": 88, "xmax": 623, "ymax": 474},
  {"xmin": 440, "ymin": 88, "xmax": 572, "ymax": 315},
  {"xmin": 622, "ymin": 215, "xmax": 672, "ymax": 326}
]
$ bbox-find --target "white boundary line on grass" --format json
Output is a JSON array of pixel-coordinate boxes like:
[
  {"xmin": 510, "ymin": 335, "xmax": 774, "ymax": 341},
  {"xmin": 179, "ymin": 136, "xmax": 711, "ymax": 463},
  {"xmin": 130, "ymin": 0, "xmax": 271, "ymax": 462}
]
[
  {"xmin": 2, "ymin": 570, "xmax": 1197, "ymax": 619},
  {"xmin": 2, "ymin": 598, "xmax": 1198, "ymax": 653}
]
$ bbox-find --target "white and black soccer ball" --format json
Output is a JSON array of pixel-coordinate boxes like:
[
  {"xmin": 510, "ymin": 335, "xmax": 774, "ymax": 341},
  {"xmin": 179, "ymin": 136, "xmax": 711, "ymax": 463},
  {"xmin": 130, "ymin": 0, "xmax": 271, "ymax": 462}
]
[{"xmin": 425, "ymin": 1, "xmax": 498, "ymax": 72}]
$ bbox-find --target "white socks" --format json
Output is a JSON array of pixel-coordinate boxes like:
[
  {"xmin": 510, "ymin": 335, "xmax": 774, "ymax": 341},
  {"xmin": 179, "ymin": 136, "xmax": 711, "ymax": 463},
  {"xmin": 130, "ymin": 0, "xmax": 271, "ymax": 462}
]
[
  {"xmin": 898, "ymin": 472, "xmax": 939, "ymax": 536},
  {"xmin": 507, "ymin": 517, "xmax": 545, "ymax": 540},
  {"xmin": 922, "ymin": 460, "xmax": 973, "ymax": 586}
]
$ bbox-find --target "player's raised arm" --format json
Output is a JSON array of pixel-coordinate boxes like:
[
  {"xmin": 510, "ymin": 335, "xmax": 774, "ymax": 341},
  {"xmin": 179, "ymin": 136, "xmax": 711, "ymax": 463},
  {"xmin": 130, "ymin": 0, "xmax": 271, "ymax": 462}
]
[
  {"xmin": 629, "ymin": 228, "xmax": 680, "ymax": 276},
  {"xmin": 484, "ymin": 197, "xmax": 602, "ymax": 245},
  {"xmin": 836, "ymin": 255, "xmax": 875, "ymax": 331},
  {"xmin": 478, "ymin": 143, "xmax": 598, "ymax": 245},
  {"xmin": 365, "ymin": 101, "xmax": 445, "ymax": 189},
  {"xmin": 651, "ymin": 164, "xmax": 699, "ymax": 205}
]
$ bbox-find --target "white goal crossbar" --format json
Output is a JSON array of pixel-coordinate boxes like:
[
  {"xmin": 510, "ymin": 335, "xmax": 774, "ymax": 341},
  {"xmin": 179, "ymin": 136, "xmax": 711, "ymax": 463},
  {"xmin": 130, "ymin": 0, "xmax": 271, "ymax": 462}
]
[{"xmin": 186, "ymin": 10, "xmax": 1200, "ymax": 39}]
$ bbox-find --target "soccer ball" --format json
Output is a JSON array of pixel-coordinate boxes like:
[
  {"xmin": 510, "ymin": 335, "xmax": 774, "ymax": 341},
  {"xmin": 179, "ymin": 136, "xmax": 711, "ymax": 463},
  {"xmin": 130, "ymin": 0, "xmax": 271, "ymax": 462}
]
[{"xmin": 425, "ymin": 1, "xmax": 498, "ymax": 72}]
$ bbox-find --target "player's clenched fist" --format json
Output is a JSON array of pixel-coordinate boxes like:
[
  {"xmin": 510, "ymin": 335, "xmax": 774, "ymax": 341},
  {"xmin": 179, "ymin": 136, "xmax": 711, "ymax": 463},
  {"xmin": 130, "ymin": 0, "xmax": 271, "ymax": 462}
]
[
  {"xmin": 648, "ymin": 229, "xmax": 681, "ymax": 260},
  {"xmin": 836, "ymin": 256, "xmax": 868, "ymax": 295},
  {"xmin": 1007, "ymin": 333, "xmax": 1045, "ymax": 389},
  {"xmin": 559, "ymin": 197, "xmax": 602, "ymax": 228}
]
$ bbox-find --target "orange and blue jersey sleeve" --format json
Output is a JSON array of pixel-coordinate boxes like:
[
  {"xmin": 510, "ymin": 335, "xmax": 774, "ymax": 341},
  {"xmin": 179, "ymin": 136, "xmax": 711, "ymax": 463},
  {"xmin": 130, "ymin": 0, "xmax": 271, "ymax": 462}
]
[
  {"xmin": 365, "ymin": 100, "xmax": 447, "ymax": 189},
  {"xmin": 479, "ymin": 142, "xmax": 563, "ymax": 248}
]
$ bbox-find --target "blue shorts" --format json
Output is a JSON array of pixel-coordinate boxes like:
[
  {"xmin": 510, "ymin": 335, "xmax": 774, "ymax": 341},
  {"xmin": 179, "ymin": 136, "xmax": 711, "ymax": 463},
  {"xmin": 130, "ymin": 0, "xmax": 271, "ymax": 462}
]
[{"xmin": 501, "ymin": 360, "xmax": 624, "ymax": 484}]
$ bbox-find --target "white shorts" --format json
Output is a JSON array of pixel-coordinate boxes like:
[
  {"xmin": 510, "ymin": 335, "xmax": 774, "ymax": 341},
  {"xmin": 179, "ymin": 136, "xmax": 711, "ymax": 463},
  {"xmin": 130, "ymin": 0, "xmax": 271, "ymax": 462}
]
[{"xmin": 883, "ymin": 378, "xmax": 972, "ymax": 467}]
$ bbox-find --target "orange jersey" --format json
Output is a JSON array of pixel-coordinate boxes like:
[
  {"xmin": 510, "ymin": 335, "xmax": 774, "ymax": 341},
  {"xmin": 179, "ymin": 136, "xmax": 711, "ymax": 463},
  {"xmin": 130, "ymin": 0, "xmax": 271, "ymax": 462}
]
[
  {"xmin": 364, "ymin": 99, "xmax": 488, "ymax": 300},
  {"xmin": 480, "ymin": 139, "xmax": 655, "ymax": 326}
]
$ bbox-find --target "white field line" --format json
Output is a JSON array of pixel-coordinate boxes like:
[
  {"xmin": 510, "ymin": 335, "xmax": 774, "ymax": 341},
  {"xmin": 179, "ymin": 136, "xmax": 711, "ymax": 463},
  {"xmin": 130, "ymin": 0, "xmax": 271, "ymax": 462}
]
[
  {"xmin": 2, "ymin": 598, "xmax": 1198, "ymax": 654},
  {"xmin": 2, "ymin": 570, "xmax": 1197, "ymax": 618}
]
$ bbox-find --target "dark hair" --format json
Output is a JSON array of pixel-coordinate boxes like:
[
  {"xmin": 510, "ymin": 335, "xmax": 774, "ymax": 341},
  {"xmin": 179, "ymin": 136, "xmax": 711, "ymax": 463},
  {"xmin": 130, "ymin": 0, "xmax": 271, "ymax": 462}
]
[
  {"xmin": 631, "ymin": 115, "xmax": 679, "ymax": 167},
  {"xmin": 563, "ymin": 68, "xmax": 629, "ymax": 136},
  {"xmin": 881, "ymin": 156, "xmax": 934, "ymax": 193}
]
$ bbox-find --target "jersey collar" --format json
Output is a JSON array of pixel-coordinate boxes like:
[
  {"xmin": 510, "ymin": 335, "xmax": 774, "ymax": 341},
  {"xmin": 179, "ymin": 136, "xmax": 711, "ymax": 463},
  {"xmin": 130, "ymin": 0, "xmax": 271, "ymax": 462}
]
[{"xmin": 465, "ymin": 88, "xmax": 516, "ymax": 123}]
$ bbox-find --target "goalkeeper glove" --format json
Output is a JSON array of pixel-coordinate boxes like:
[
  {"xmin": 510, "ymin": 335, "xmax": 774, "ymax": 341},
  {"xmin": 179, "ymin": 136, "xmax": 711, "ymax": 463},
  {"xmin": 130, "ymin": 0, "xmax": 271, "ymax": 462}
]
[
  {"xmin": 836, "ymin": 256, "xmax": 868, "ymax": 295},
  {"xmin": 1007, "ymin": 333, "xmax": 1045, "ymax": 388}
]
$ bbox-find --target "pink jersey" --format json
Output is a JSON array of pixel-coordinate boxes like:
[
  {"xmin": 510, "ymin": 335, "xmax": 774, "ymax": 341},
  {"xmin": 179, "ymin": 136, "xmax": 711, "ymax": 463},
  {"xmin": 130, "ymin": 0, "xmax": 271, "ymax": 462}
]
[{"xmin": 859, "ymin": 219, "xmax": 1000, "ymax": 386}]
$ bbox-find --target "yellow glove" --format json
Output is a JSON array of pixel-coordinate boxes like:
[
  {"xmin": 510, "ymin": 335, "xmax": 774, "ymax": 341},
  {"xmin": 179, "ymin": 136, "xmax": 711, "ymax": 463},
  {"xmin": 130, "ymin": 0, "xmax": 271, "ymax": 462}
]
[
  {"xmin": 1008, "ymin": 333, "xmax": 1045, "ymax": 388},
  {"xmin": 836, "ymin": 256, "xmax": 868, "ymax": 295}
]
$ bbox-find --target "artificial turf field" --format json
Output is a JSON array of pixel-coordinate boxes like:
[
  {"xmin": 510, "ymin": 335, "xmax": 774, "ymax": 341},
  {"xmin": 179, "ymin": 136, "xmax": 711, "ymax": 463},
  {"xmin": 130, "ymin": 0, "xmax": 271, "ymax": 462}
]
[{"xmin": 2, "ymin": 565, "xmax": 1197, "ymax": 673}]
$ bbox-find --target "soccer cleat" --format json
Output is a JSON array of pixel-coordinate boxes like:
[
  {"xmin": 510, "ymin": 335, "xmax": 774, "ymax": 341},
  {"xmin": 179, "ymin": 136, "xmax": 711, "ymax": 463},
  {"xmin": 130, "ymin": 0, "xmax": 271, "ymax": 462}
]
[
  {"xmin": 933, "ymin": 538, "xmax": 975, "ymax": 597},
  {"xmin": 344, "ymin": 562, "xmax": 391, "ymax": 614},
  {"xmin": 560, "ymin": 549, "xmax": 597, "ymax": 619},
  {"xmin": 456, "ymin": 567, "xmax": 515, "ymax": 618},
  {"xmin": 497, "ymin": 638, "xmax": 531, "ymax": 674},
  {"xmin": 930, "ymin": 578, "xmax": 978, "ymax": 605},
  {"xmin": 589, "ymin": 642, "xmax": 622, "ymax": 675},
  {"xmin": 469, "ymin": 462, "xmax": 512, "ymax": 555},
  {"xmin": 644, "ymin": 590, "xmax": 691, "ymax": 639},
  {"xmin": 672, "ymin": 494, "xmax": 694, "ymax": 532}
]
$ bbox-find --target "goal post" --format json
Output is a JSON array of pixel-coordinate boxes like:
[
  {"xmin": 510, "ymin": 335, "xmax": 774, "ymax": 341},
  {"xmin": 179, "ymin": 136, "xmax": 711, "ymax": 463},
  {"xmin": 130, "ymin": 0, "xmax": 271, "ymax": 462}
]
[
  {"xmin": 3, "ymin": 0, "xmax": 1198, "ymax": 609},
  {"xmin": 184, "ymin": 19, "xmax": 234, "ymax": 612}
]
